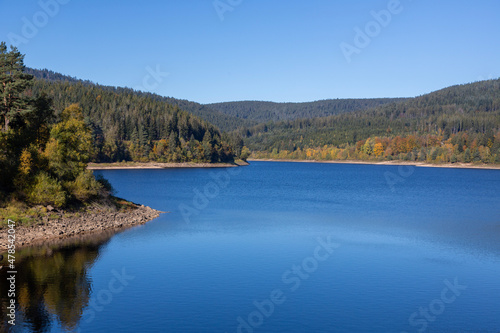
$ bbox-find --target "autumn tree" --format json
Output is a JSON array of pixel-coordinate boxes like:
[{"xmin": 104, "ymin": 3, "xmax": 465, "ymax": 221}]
[
  {"xmin": 37, "ymin": 104, "xmax": 105, "ymax": 205},
  {"xmin": 373, "ymin": 142, "xmax": 384, "ymax": 157},
  {"xmin": 44, "ymin": 104, "xmax": 92, "ymax": 181}
]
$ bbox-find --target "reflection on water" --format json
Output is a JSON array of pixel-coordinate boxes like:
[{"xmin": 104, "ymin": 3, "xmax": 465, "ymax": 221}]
[{"xmin": 0, "ymin": 231, "xmax": 114, "ymax": 332}]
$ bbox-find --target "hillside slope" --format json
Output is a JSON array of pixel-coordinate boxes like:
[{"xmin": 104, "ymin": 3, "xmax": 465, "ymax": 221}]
[
  {"xmin": 29, "ymin": 73, "xmax": 244, "ymax": 163},
  {"xmin": 27, "ymin": 68, "xmax": 254, "ymax": 132},
  {"xmin": 241, "ymin": 79, "xmax": 500, "ymax": 163}
]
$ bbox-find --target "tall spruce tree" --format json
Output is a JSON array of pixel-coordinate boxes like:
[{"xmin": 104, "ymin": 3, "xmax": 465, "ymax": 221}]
[{"xmin": 0, "ymin": 42, "xmax": 33, "ymax": 132}]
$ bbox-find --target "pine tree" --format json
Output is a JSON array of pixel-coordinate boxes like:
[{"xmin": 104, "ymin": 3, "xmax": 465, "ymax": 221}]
[
  {"xmin": 0, "ymin": 42, "xmax": 33, "ymax": 132},
  {"xmin": 168, "ymin": 131, "xmax": 179, "ymax": 154}
]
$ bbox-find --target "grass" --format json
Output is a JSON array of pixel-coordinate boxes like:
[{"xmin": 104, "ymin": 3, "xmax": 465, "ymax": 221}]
[{"xmin": 0, "ymin": 200, "xmax": 44, "ymax": 227}]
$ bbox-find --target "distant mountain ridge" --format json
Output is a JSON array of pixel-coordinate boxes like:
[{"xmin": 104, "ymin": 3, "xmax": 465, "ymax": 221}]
[{"xmin": 206, "ymin": 98, "xmax": 409, "ymax": 123}]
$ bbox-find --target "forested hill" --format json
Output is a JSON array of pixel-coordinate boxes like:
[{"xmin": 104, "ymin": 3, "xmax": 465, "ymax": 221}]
[
  {"xmin": 27, "ymin": 68, "xmax": 254, "ymax": 132},
  {"xmin": 26, "ymin": 68, "xmax": 500, "ymax": 164},
  {"xmin": 206, "ymin": 98, "xmax": 407, "ymax": 123},
  {"xmin": 26, "ymin": 68, "xmax": 404, "ymax": 131},
  {"xmin": 29, "ymin": 74, "xmax": 247, "ymax": 163},
  {"xmin": 161, "ymin": 97, "xmax": 257, "ymax": 131},
  {"xmin": 242, "ymin": 79, "xmax": 500, "ymax": 164},
  {"xmin": 25, "ymin": 68, "xmax": 87, "ymax": 84}
]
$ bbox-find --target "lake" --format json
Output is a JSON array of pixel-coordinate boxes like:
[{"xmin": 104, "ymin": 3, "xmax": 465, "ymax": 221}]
[{"xmin": 1, "ymin": 161, "xmax": 500, "ymax": 332}]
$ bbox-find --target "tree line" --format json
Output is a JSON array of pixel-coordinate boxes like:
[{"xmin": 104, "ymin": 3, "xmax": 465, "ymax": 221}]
[
  {"xmin": 252, "ymin": 132, "xmax": 500, "ymax": 164},
  {"xmin": 29, "ymin": 73, "xmax": 247, "ymax": 164},
  {"xmin": 239, "ymin": 79, "xmax": 500, "ymax": 163}
]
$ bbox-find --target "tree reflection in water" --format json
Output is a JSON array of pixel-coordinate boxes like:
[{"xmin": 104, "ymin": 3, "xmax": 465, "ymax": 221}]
[{"xmin": 0, "ymin": 230, "xmax": 116, "ymax": 332}]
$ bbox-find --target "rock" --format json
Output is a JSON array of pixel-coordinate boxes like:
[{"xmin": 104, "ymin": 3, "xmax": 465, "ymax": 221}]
[{"xmin": 0, "ymin": 203, "xmax": 162, "ymax": 252}]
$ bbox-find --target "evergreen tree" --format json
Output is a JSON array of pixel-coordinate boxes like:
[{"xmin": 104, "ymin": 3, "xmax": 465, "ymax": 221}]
[{"xmin": 0, "ymin": 42, "xmax": 33, "ymax": 132}]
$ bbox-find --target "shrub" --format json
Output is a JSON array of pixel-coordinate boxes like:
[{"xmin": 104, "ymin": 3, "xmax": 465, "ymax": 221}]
[
  {"xmin": 240, "ymin": 146, "xmax": 251, "ymax": 161},
  {"xmin": 66, "ymin": 170, "xmax": 103, "ymax": 201},
  {"xmin": 27, "ymin": 172, "xmax": 67, "ymax": 207},
  {"xmin": 95, "ymin": 174, "xmax": 115, "ymax": 196}
]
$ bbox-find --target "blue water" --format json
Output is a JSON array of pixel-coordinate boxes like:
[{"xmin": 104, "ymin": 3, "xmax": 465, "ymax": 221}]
[{"xmin": 2, "ymin": 161, "xmax": 500, "ymax": 332}]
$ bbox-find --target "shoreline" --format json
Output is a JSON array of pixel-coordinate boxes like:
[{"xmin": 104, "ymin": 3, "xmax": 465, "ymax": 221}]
[
  {"xmin": 87, "ymin": 161, "xmax": 248, "ymax": 170},
  {"xmin": 0, "ymin": 204, "xmax": 163, "ymax": 254},
  {"xmin": 248, "ymin": 158, "xmax": 500, "ymax": 170},
  {"xmin": 1, "ymin": 160, "xmax": 251, "ymax": 253}
]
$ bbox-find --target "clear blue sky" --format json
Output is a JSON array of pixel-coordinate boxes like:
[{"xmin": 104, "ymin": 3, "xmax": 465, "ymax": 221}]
[{"xmin": 1, "ymin": 0, "xmax": 499, "ymax": 104}]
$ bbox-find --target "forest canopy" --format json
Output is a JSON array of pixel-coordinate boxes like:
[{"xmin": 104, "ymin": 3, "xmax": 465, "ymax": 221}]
[
  {"xmin": 28, "ymin": 70, "xmax": 247, "ymax": 164},
  {"xmin": 237, "ymin": 79, "xmax": 500, "ymax": 164},
  {"xmin": 22, "ymin": 60, "xmax": 500, "ymax": 166}
]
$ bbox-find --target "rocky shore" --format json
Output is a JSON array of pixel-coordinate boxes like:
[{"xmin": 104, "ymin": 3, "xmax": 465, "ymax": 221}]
[
  {"xmin": 0, "ymin": 203, "xmax": 162, "ymax": 253},
  {"xmin": 248, "ymin": 159, "xmax": 500, "ymax": 170}
]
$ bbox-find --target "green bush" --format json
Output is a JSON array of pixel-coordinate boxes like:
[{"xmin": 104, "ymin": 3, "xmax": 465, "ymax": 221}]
[
  {"xmin": 95, "ymin": 174, "xmax": 115, "ymax": 195},
  {"xmin": 66, "ymin": 170, "xmax": 103, "ymax": 201},
  {"xmin": 27, "ymin": 172, "xmax": 67, "ymax": 207},
  {"xmin": 240, "ymin": 146, "xmax": 251, "ymax": 161}
]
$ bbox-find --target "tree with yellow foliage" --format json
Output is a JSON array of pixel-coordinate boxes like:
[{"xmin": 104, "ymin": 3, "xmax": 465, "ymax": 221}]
[
  {"xmin": 373, "ymin": 142, "xmax": 384, "ymax": 157},
  {"xmin": 44, "ymin": 104, "xmax": 92, "ymax": 181}
]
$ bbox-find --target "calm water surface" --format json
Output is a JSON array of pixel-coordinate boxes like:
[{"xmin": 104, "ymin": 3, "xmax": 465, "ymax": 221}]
[{"xmin": 1, "ymin": 161, "xmax": 499, "ymax": 332}]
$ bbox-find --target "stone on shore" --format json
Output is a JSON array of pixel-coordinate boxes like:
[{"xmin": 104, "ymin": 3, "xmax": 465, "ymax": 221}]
[{"xmin": 0, "ymin": 204, "xmax": 162, "ymax": 253}]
